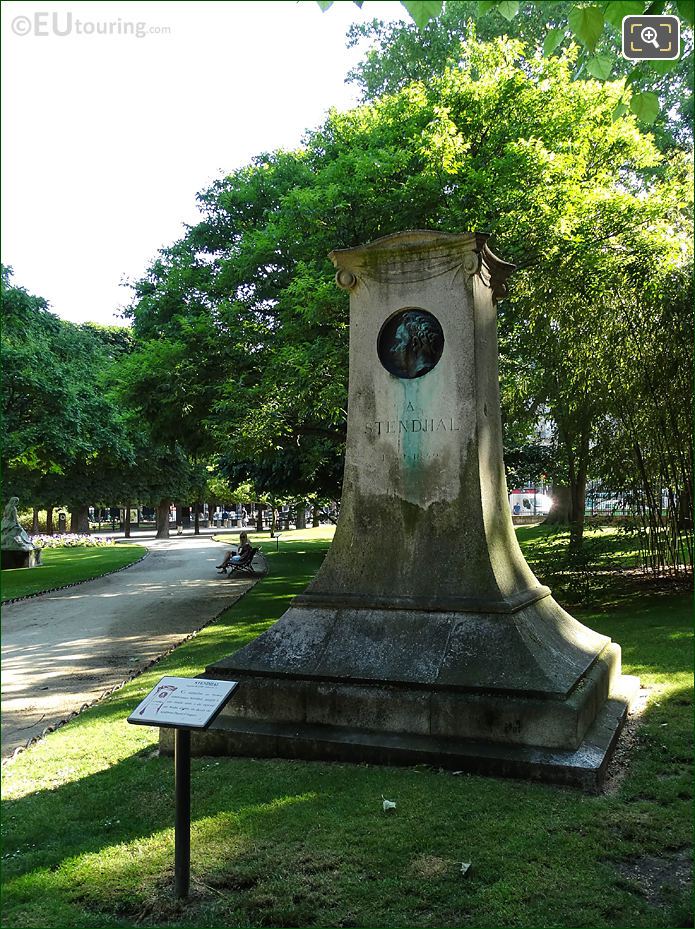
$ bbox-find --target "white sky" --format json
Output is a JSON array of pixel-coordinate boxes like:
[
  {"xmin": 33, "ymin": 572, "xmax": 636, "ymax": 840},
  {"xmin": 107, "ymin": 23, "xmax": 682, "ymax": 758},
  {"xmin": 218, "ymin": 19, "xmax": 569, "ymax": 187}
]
[{"xmin": 1, "ymin": 0, "xmax": 407, "ymax": 325}]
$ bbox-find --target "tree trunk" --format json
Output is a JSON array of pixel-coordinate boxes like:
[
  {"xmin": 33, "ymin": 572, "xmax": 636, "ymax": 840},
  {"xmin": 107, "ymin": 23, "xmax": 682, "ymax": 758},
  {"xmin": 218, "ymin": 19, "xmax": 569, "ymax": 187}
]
[
  {"xmin": 296, "ymin": 503, "xmax": 307, "ymax": 530},
  {"xmin": 544, "ymin": 486, "xmax": 571, "ymax": 525},
  {"xmin": 542, "ymin": 419, "xmax": 590, "ymax": 551},
  {"xmin": 32, "ymin": 507, "xmax": 40, "ymax": 534},
  {"xmin": 74, "ymin": 504, "xmax": 90, "ymax": 533},
  {"xmin": 569, "ymin": 477, "xmax": 587, "ymax": 552},
  {"xmin": 46, "ymin": 507, "xmax": 54, "ymax": 535},
  {"xmin": 156, "ymin": 500, "xmax": 171, "ymax": 539},
  {"xmin": 312, "ymin": 505, "xmax": 321, "ymax": 528},
  {"xmin": 256, "ymin": 504, "xmax": 264, "ymax": 533},
  {"xmin": 124, "ymin": 503, "xmax": 131, "ymax": 539},
  {"xmin": 193, "ymin": 502, "xmax": 200, "ymax": 535},
  {"xmin": 568, "ymin": 427, "xmax": 590, "ymax": 551},
  {"xmin": 677, "ymin": 487, "xmax": 693, "ymax": 533}
]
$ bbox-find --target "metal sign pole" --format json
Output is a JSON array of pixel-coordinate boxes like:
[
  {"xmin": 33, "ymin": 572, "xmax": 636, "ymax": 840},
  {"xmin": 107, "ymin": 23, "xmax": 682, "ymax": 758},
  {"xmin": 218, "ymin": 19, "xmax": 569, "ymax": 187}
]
[
  {"xmin": 174, "ymin": 728, "xmax": 191, "ymax": 899},
  {"xmin": 128, "ymin": 676, "xmax": 240, "ymax": 901}
]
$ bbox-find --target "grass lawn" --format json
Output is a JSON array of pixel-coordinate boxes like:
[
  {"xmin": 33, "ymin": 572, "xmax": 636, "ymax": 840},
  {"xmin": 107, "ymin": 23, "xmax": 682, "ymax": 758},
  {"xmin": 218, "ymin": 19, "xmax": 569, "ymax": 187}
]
[
  {"xmin": 0, "ymin": 544, "xmax": 147, "ymax": 602},
  {"xmin": 1, "ymin": 527, "xmax": 692, "ymax": 928}
]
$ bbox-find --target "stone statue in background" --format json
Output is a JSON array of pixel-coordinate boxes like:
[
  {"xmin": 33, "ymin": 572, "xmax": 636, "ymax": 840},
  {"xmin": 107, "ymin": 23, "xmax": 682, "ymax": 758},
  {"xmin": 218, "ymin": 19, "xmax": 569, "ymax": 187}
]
[{"xmin": 1, "ymin": 497, "xmax": 35, "ymax": 551}]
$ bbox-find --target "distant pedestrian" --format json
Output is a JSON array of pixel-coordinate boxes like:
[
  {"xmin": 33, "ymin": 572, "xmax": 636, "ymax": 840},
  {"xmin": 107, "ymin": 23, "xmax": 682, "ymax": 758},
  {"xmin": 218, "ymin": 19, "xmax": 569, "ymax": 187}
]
[{"xmin": 240, "ymin": 507, "xmax": 248, "ymax": 527}]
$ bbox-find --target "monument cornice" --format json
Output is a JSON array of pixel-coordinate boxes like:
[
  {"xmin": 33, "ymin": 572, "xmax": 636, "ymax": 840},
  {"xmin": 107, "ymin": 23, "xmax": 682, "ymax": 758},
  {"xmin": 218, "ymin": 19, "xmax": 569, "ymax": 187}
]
[
  {"xmin": 329, "ymin": 229, "xmax": 515, "ymax": 302},
  {"xmin": 290, "ymin": 585, "xmax": 552, "ymax": 616}
]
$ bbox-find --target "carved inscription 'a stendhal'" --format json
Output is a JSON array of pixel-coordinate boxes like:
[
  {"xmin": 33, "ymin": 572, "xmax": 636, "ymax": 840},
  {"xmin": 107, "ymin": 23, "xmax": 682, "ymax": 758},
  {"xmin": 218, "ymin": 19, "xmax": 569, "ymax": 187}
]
[{"xmin": 365, "ymin": 417, "xmax": 460, "ymax": 436}]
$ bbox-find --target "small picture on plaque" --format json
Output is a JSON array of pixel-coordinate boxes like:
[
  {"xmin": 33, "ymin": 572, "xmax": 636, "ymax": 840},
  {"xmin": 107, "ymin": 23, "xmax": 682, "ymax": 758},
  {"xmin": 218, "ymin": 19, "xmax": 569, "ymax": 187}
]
[
  {"xmin": 377, "ymin": 308, "xmax": 444, "ymax": 379},
  {"xmin": 128, "ymin": 676, "xmax": 239, "ymax": 730}
]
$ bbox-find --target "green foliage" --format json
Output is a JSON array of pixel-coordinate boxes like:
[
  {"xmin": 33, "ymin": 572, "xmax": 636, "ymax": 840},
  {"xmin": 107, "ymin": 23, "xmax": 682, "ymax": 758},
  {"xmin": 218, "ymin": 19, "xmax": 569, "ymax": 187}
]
[
  {"xmin": 496, "ymin": 0, "xmax": 520, "ymax": 20},
  {"xmin": 630, "ymin": 89, "xmax": 661, "ymax": 121},
  {"xmin": 586, "ymin": 51, "xmax": 615, "ymax": 79},
  {"xmin": 585, "ymin": 204, "xmax": 694, "ymax": 575},
  {"xmin": 502, "ymin": 441, "xmax": 555, "ymax": 488},
  {"xmin": 317, "ymin": 0, "xmax": 444, "ymax": 27},
  {"xmin": 205, "ymin": 473, "xmax": 257, "ymax": 504},
  {"xmin": 605, "ymin": 1, "xmax": 648, "ymax": 28},
  {"xmin": 1, "ymin": 267, "xmax": 135, "ymax": 508},
  {"xmin": 345, "ymin": 1, "xmax": 693, "ymax": 143},
  {"xmin": 124, "ymin": 37, "xmax": 691, "ymax": 547},
  {"xmin": 568, "ymin": 4, "xmax": 605, "ymax": 52},
  {"xmin": 543, "ymin": 26, "xmax": 565, "ymax": 55},
  {"xmin": 401, "ymin": 0, "xmax": 445, "ymax": 28},
  {"xmin": 677, "ymin": 0, "xmax": 695, "ymax": 22},
  {"xmin": 0, "ymin": 267, "xmax": 201, "ymax": 514}
]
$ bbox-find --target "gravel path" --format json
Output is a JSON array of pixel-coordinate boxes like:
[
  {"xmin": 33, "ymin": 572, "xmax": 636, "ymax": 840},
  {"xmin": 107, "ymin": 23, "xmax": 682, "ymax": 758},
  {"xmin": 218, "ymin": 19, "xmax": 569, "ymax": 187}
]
[{"xmin": 1, "ymin": 533, "xmax": 255, "ymax": 757}]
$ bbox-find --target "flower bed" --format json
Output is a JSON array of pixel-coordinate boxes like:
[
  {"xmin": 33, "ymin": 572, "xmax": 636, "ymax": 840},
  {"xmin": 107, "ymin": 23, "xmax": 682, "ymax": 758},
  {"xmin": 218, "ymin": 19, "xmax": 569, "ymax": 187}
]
[{"xmin": 30, "ymin": 534, "xmax": 115, "ymax": 549}]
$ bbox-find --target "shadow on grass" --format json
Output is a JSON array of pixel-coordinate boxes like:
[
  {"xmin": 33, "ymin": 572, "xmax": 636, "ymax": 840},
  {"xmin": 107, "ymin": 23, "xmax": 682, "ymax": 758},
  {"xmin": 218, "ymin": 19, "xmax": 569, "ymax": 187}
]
[
  {"xmin": 579, "ymin": 592, "xmax": 693, "ymax": 678},
  {"xmin": 2, "ymin": 610, "xmax": 693, "ymax": 925},
  {"xmin": 2, "ymin": 681, "xmax": 692, "ymax": 929},
  {"xmin": 513, "ymin": 524, "xmax": 693, "ymax": 609},
  {"xmin": 1, "ymin": 535, "xmax": 692, "ymax": 928}
]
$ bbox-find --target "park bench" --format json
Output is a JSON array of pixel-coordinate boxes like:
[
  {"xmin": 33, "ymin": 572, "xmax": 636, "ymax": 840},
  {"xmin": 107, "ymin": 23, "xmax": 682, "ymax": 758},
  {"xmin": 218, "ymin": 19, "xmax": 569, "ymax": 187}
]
[{"xmin": 222, "ymin": 546, "xmax": 269, "ymax": 578}]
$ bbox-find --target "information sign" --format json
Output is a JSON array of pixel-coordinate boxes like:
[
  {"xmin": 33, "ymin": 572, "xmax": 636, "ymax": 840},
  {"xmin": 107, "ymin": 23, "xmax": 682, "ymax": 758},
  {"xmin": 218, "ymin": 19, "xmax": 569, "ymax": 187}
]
[{"xmin": 128, "ymin": 676, "xmax": 238, "ymax": 730}]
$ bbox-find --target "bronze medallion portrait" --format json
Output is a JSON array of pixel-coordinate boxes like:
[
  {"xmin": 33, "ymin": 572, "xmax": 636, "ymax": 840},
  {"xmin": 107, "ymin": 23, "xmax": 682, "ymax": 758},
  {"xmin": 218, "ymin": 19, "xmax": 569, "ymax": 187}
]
[{"xmin": 377, "ymin": 308, "xmax": 444, "ymax": 379}]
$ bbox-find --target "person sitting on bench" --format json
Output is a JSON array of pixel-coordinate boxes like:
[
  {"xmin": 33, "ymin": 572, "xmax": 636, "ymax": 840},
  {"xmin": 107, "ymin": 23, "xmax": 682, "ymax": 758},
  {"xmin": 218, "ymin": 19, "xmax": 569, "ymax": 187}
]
[{"xmin": 216, "ymin": 532, "xmax": 252, "ymax": 573}]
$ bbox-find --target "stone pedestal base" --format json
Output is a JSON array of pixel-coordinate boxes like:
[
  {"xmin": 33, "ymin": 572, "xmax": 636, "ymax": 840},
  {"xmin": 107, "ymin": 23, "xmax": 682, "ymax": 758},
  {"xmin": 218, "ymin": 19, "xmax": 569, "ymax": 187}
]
[
  {"xmin": 160, "ymin": 593, "xmax": 639, "ymax": 790},
  {"xmin": 162, "ymin": 676, "xmax": 638, "ymax": 790},
  {"xmin": 1, "ymin": 549, "xmax": 42, "ymax": 569}
]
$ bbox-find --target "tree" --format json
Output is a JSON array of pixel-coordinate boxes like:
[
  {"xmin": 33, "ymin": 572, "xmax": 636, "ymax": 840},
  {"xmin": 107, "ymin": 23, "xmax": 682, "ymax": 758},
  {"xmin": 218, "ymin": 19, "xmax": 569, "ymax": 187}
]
[
  {"xmin": 587, "ymin": 182, "xmax": 693, "ymax": 574},
  {"xmin": 1, "ymin": 267, "xmax": 134, "ymax": 521},
  {"xmin": 123, "ymin": 35, "xmax": 691, "ymax": 562},
  {"xmin": 332, "ymin": 0, "xmax": 693, "ymax": 130}
]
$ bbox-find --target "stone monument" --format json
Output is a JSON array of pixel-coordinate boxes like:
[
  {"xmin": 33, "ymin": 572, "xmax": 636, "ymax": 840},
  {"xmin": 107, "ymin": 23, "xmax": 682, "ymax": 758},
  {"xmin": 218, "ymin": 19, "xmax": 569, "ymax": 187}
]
[
  {"xmin": 1, "ymin": 497, "xmax": 41, "ymax": 568},
  {"xmin": 184, "ymin": 231, "xmax": 638, "ymax": 788}
]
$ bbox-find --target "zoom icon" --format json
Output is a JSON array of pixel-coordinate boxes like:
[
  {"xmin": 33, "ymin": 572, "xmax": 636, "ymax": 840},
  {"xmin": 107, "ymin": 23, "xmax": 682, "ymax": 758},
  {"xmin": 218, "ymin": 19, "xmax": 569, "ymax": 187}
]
[{"xmin": 622, "ymin": 15, "xmax": 680, "ymax": 60}]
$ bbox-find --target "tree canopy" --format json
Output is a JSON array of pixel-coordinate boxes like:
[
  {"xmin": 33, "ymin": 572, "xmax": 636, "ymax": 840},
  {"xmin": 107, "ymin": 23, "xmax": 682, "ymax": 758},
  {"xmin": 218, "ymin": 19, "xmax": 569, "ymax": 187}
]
[
  {"xmin": 330, "ymin": 0, "xmax": 693, "ymax": 132},
  {"xmin": 3, "ymin": 24, "xmax": 692, "ymax": 570},
  {"xmin": 119, "ymin": 35, "xmax": 691, "ymax": 557},
  {"xmin": 1, "ymin": 267, "xmax": 133, "ymax": 510}
]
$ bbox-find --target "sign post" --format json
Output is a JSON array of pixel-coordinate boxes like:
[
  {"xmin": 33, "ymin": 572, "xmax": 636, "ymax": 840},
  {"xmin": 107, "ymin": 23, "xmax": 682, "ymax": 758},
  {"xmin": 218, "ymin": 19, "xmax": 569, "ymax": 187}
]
[
  {"xmin": 128, "ymin": 676, "xmax": 239, "ymax": 899},
  {"xmin": 174, "ymin": 728, "xmax": 191, "ymax": 899}
]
